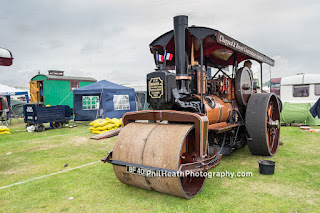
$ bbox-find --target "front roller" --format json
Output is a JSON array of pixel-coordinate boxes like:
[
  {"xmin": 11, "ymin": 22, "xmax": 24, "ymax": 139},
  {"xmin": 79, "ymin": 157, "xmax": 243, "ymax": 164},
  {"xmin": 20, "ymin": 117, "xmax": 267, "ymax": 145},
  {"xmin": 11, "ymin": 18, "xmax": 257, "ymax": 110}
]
[
  {"xmin": 112, "ymin": 122, "xmax": 206, "ymax": 199},
  {"xmin": 246, "ymin": 93, "xmax": 280, "ymax": 156}
]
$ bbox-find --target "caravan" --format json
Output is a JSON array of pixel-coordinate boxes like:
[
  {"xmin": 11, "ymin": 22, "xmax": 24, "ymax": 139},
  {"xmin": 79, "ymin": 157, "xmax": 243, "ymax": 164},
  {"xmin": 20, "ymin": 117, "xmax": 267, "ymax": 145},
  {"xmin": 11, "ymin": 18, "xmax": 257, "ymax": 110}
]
[
  {"xmin": 280, "ymin": 74, "xmax": 320, "ymax": 125},
  {"xmin": 280, "ymin": 73, "xmax": 320, "ymax": 105}
]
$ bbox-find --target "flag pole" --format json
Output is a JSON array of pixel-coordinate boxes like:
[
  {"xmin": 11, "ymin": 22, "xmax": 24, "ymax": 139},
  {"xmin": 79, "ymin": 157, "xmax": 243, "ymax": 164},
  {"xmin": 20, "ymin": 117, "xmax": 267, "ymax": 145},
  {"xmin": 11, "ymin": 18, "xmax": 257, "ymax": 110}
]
[
  {"xmin": 155, "ymin": 51, "xmax": 159, "ymax": 68},
  {"xmin": 163, "ymin": 49, "xmax": 167, "ymax": 68}
]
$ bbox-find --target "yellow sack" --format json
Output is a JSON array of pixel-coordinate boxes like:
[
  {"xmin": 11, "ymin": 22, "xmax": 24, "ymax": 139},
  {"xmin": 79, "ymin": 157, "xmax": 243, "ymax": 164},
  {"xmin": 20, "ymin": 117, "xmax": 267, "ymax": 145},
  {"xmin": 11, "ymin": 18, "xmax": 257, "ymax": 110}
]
[
  {"xmin": 99, "ymin": 125, "xmax": 111, "ymax": 131},
  {"xmin": 99, "ymin": 125, "xmax": 108, "ymax": 131},
  {"xmin": 89, "ymin": 119, "xmax": 105, "ymax": 126},
  {"xmin": 89, "ymin": 119, "xmax": 99, "ymax": 126},
  {"xmin": 0, "ymin": 131, "xmax": 10, "ymax": 135},
  {"xmin": 103, "ymin": 118, "xmax": 112, "ymax": 124},
  {"xmin": 0, "ymin": 126, "xmax": 10, "ymax": 133},
  {"xmin": 89, "ymin": 117, "xmax": 122, "ymax": 134},
  {"xmin": 111, "ymin": 118, "xmax": 122, "ymax": 127},
  {"xmin": 93, "ymin": 119, "xmax": 109, "ymax": 128},
  {"xmin": 0, "ymin": 126, "xmax": 9, "ymax": 131},
  {"xmin": 91, "ymin": 130, "xmax": 103, "ymax": 134},
  {"xmin": 107, "ymin": 124, "xmax": 117, "ymax": 130},
  {"xmin": 95, "ymin": 126, "xmax": 104, "ymax": 131}
]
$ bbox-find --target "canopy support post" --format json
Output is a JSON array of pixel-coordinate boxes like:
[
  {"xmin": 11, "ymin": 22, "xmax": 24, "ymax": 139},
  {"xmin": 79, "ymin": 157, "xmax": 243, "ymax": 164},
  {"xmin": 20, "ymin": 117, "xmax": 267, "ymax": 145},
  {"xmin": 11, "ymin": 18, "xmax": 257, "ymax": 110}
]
[
  {"xmin": 200, "ymin": 39, "xmax": 204, "ymax": 113},
  {"xmin": 232, "ymin": 53, "xmax": 238, "ymax": 99}
]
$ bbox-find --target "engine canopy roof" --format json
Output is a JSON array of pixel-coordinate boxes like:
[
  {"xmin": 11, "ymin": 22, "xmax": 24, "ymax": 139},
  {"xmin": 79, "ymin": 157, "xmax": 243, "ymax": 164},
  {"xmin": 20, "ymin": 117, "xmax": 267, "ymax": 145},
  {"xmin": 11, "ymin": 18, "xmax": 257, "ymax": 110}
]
[{"xmin": 150, "ymin": 26, "xmax": 274, "ymax": 68}]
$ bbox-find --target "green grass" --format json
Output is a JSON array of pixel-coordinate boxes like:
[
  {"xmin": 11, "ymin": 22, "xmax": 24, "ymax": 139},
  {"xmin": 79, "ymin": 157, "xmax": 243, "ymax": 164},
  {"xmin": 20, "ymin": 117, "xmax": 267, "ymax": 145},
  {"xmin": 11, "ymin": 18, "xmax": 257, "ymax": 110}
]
[{"xmin": 0, "ymin": 119, "xmax": 319, "ymax": 212}]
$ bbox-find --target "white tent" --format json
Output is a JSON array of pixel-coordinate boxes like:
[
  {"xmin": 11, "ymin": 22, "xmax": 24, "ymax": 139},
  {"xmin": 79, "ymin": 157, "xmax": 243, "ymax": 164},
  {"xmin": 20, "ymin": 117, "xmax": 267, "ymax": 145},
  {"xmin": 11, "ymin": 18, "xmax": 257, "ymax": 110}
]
[
  {"xmin": 0, "ymin": 84, "xmax": 28, "ymax": 96},
  {"xmin": 0, "ymin": 84, "xmax": 29, "ymax": 102}
]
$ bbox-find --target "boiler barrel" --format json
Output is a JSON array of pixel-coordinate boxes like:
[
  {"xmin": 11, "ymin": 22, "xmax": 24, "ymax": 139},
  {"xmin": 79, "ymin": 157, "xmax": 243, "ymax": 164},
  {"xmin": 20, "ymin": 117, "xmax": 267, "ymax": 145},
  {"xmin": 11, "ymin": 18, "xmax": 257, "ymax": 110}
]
[{"xmin": 202, "ymin": 95, "xmax": 233, "ymax": 125}]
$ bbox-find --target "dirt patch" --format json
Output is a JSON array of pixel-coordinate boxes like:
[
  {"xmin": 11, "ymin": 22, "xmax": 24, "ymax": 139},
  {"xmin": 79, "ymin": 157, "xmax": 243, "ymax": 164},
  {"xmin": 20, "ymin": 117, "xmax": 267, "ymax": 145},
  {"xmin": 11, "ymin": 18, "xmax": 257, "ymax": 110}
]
[
  {"xmin": 27, "ymin": 144, "xmax": 60, "ymax": 151},
  {"xmin": 1, "ymin": 164, "xmax": 40, "ymax": 175},
  {"xmin": 67, "ymin": 136, "xmax": 91, "ymax": 146},
  {"xmin": 29, "ymin": 135, "xmax": 91, "ymax": 147}
]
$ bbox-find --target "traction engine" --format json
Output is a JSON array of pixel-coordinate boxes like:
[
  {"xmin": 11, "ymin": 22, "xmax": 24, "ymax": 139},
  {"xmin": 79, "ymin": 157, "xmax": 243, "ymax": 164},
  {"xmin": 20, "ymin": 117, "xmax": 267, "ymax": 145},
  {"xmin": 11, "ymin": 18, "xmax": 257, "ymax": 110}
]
[{"xmin": 103, "ymin": 15, "xmax": 280, "ymax": 199}]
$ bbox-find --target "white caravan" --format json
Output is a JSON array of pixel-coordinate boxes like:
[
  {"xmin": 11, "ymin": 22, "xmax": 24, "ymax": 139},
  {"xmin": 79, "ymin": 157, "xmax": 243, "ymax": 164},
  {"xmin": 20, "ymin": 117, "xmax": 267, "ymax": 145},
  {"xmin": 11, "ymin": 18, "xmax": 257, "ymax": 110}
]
[{"xmin": 280, "ymin": 74, "xmax": 320, "ymax": 105}]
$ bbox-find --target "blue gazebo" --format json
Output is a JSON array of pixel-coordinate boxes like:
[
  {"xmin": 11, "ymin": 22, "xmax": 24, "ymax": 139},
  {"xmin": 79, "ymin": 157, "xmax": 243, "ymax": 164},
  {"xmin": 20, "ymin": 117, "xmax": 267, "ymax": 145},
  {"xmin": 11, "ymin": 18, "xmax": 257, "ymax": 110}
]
[{"xmin": 73, "ymin": 80, "xmax": 136, "ymax": 121}]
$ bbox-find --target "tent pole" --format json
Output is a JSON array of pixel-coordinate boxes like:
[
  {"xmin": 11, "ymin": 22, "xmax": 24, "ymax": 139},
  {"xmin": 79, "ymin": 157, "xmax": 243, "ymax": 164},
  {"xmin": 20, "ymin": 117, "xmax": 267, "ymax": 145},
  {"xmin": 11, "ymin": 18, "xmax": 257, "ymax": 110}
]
[{"xmin": 95, "ymin": 89, "xmax": 103, "ymax": 120}]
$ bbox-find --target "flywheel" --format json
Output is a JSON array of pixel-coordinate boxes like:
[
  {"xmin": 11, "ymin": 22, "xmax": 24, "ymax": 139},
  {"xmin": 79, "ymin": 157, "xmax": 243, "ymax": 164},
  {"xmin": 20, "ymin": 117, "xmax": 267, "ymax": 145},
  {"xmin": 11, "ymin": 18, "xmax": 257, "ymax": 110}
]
[{"xmin": 235, "ymin": 67, "xmax": 253, "ymax": 107}]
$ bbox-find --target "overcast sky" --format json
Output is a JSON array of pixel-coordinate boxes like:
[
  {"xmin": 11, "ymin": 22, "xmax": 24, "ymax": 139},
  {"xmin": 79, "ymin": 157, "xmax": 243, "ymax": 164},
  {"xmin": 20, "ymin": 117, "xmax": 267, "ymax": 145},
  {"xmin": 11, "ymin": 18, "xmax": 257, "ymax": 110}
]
[{"xmin": 1, "ymin": 0, "xmax": 319, "ymax": 88}]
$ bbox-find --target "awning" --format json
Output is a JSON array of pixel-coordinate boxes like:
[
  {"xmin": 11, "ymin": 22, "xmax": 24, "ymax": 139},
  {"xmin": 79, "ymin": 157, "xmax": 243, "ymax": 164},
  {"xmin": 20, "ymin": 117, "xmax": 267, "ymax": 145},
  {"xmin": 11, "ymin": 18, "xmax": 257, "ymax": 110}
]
[{"xmin": 0, "ymin": 84, "xmax": 28, "ymax": 96}]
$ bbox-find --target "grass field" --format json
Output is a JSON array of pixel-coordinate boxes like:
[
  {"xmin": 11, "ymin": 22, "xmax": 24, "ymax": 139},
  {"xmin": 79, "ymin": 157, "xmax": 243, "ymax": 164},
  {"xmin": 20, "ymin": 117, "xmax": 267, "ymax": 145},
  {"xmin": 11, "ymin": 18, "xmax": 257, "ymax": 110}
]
[{"xmin": 0, "ymin": 119, "xmax": 319, "ymax": 212}]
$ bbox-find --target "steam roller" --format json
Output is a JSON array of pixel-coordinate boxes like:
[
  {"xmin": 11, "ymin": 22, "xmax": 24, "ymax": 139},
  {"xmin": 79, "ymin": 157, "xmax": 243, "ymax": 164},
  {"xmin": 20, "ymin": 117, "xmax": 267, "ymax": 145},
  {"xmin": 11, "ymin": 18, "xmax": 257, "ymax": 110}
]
[{"xmin": 102, "ymin": 15, "xmax": 281, "ymax": 199}]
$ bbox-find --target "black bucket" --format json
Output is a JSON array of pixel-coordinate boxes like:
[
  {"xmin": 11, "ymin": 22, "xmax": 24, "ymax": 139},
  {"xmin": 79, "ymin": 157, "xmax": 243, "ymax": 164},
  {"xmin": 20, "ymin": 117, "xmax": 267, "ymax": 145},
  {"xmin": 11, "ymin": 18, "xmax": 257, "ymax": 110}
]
[{"xmin": 258, "ymin": 160, "xmax": 275, "ymax": 175}]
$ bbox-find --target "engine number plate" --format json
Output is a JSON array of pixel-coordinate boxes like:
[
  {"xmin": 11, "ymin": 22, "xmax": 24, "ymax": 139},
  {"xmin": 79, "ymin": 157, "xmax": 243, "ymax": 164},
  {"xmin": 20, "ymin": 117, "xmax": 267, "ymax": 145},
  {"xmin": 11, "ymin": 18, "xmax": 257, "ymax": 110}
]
[{"xmin": 126, "ymin": 165, "xmax": 155, "ymax": 177}]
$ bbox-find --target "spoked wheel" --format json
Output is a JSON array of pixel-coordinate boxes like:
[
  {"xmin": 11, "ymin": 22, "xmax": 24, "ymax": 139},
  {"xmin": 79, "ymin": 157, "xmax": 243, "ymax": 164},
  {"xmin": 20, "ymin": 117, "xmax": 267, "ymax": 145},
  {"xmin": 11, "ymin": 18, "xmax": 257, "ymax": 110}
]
[
  {"xmin": 246, "ymin": 93, "xmax": 280, "ymax": 156},
  {"xmin": 112, "ymin": 122, "xmax": 206, "ymax": 199}
]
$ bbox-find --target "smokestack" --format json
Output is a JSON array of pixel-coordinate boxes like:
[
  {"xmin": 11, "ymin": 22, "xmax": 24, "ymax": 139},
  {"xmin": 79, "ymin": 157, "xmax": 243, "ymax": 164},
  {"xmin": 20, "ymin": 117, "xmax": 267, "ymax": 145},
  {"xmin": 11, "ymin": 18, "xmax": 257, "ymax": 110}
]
[
  {"xmin": 174, "ymin": 15, "xmax": 189, "ymax": 94},
  {"xmin": 174, "ymin": 15, "xmax": 188, "ymax": 76}
]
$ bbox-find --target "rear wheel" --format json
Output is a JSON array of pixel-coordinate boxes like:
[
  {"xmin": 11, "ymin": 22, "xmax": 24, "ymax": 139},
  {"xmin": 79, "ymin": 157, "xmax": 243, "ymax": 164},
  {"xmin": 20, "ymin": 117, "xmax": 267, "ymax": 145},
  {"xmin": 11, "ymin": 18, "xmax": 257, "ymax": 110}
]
[
  {"xmin": 35, "ymin": 124, "xmax": 45, "ymax": 132},
  {"xmin": 246, "ymin": 93, "xmax": 280, "ymax": 156},
  {"xmin": 52, "ymin": 122, "xmax": 62, "ymax": 129}
]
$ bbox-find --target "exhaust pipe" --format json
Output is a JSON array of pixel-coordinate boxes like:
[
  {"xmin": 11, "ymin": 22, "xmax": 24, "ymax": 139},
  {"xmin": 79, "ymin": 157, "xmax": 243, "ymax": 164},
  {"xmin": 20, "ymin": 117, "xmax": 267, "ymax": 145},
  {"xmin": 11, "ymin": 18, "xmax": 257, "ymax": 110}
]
[{"xmin": 174, "ymin": 15, "xmax": 189, "ymax": 94}]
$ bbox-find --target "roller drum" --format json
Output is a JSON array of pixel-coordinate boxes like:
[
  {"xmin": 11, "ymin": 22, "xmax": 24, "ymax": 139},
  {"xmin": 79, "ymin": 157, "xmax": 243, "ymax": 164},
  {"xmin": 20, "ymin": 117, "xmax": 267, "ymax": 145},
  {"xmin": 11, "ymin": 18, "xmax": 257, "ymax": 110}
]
[{"xmin": 112, "ymin": 122, "xmax": 206, "ymax": 199}]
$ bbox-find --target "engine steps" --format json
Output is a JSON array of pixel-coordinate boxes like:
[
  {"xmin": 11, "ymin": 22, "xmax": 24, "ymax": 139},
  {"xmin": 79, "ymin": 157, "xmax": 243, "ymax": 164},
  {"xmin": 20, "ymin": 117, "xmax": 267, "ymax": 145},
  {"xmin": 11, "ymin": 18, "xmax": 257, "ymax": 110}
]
[{"xmin": 208, "ymin": 122, "xmax": 239, "ymax": 133}]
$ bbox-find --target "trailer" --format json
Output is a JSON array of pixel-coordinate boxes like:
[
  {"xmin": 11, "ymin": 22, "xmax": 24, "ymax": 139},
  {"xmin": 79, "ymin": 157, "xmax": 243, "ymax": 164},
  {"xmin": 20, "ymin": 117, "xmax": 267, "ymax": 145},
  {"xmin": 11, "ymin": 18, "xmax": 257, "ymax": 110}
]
[
  {"xmin": 23, "ymin": 104, "xmax": 71, "ymax": 132},
  {"xmin": 29, "ymin": 70, "xmax": 96, "ymax": 109}
]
